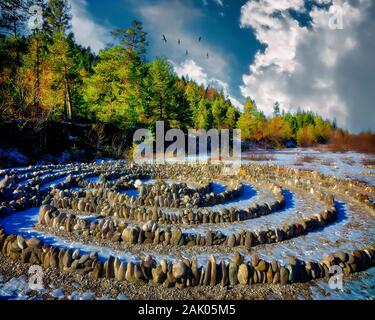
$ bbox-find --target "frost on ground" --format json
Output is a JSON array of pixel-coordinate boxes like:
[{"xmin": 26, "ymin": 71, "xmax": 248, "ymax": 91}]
[
  {"xmin": 0, "ymin": 275, "xmax": 43, "ymax": 300},
  {"xmin": 310, "ymin": 267, "xmax": 375, "ymax": 300},
  {"xmin": 0, "ymin": 154, "xmax": 374, "ymax": 300},
  {"xmin": 0, "ymin": 148, "xmax": 29, "ymax": 168},
  {"xmin": 0, "ymin": 275, "xmax": 128, "ymax": 300},
  {"xmin": 241, "ymin": 148, "xmax": 375, "ymax": 186}
]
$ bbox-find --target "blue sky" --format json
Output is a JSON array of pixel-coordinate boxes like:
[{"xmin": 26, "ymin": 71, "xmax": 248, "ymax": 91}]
[{"xmin": 69, "ymin": 0, "xmax": 375, "ymax": 133}]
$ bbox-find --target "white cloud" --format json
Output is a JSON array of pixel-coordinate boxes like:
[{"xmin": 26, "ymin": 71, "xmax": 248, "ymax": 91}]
[
  {"xmin": 240, "ymin": 0, "xmax": 375, "ymax": 133},
  {"xmin": 173, "ymin": 59, "xmax": 243, "ymax": 110},
  {"xmin": 173, "ymin": 59, "xmax": 209, "ymax": 87},
  {"xmin": 70, "ymin": 0, "xmax": 113, "ymax": 53}
]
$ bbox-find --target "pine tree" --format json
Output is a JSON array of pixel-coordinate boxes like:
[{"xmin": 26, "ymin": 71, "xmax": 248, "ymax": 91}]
[
  {"xmin": 212, "ymin": 98, "xmax": 226, "ymax": 129},
  {"xmin": 0, "ymin": 0, "xmax": 28, "ymax": 37},
  {"xmin": 48, "ymin": 31, "xmax": 75, "ymax": 120},
  {"xmin": 273, "ymin": 101, "xmax": 280, "ymax": 116},
  {"xmin": 112, "ymin": 20, "xmax": 148, "ymax": 59},
  {"xmin": 143, "ymin": 58, "xmax": 177, "ymax": 123},
  {"xmin": 225, "ymin": 105, "xmax": 238, "ymax": 129},
  {"xmin": 21, "ymin": 32, "xmax": 54, "ymax": 120},
  {"xmin": 44, "ymin": 0, "xmax": 71, "ymax": 35}
]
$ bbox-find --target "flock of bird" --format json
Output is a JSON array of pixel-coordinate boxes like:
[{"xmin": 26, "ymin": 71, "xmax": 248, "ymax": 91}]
[{"xmin": 162, "ymin": 34, "xmax": 209, "ymax": 59}]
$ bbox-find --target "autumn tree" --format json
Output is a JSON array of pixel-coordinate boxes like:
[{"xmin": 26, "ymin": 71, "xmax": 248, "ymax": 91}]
[
  {"xmin": 21, "ymin": 32, "xmax": 54, "ymax": 120},
  {"xmin": 296, "ymin": 125, "xmax": 316, "ymax": 147},
  {"xmin": 237, "ymin": 97, "xmax": 266, "ymax": 141},
  {"xmin": 84, "ymin": 47, "xmax": 136, "ymax": 126},
  {"xmin": 264, "ymin": 116, "xmax": 292, "ymax": 146},
  {"xmin": 212, "ymin": 98, "xmax": 226, "ymax": 129}
]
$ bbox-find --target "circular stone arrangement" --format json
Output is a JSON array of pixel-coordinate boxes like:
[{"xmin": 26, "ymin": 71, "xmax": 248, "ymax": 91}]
[{"xmin": 0, "ymin": 161, "xmax": 374, "ymax": 292}]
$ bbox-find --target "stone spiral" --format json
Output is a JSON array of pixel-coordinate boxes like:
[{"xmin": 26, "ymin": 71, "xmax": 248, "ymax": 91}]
[{"xmin": 0, "ymin": 161, "xmax": 374, "ymax": 289}]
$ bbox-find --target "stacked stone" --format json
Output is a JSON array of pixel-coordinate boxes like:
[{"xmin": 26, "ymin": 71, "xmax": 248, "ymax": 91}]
[
  {"xmin": 1, "ymin": 228, "xmax": 374, "ymax": 288},
  {"xmin": 240, "ymin": 163, "xmax": 375, "ymax": 210},
  {"xmin": 50, "ymin": 182, "xmax": 285, "ymax": 226},
  {"xmin": 37, "ymin": 197, "xmax": 339, "ymax": 248},
  {"xmin": 0, "ymin": 164, "xmax": 123, "ymax": 212}
]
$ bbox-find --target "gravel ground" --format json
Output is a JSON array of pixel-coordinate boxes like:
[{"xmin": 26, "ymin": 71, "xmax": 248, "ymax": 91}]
[{"xmin": 0, "ymin": 254, "xmax": 314, "ymax": 300}]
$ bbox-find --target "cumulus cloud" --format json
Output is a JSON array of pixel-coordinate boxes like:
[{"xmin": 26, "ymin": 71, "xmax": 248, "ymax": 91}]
[
  {"xmin": 70, "ymin": 0, "xmax": 113, "ymax": 53},
  {"xmin": 173, "ymin": 59, "xmax": 209, "ymax": 87},
  {"xmin": 240, "ymin": 0, "xmax": 375, "ymax": 133}
]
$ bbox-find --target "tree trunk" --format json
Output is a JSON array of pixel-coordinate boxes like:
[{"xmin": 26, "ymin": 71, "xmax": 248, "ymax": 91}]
[
  {"xmin": 159, "ymin": 96, "xmax": 163, "ymax": 120},
  {"xmin": 64, "ymin": 64, "xmax": 72, "ymax": 121},
  {"xmin": 35, "ymin": 36, "xmax": 41, "ymax": 119}
]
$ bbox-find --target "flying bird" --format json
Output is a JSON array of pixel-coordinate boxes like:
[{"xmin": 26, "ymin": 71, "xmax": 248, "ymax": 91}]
[
  {"xmin": 198, "ymin": 36, "xmax": 202, "ymax": 42},
  {"xmin": 162, "ymin": 35, "xmax": 167, "ymax": 43},
  {"xmin": 178, "ymin": 39, "xmax": 181, "ymax": 45},
  {"xmin": 186, "ymin": 49, "xmax": 189, "ymax": 55},
  {"xmin": 206, "ymin": 52, "xmax": 209, "ymax": 59}
]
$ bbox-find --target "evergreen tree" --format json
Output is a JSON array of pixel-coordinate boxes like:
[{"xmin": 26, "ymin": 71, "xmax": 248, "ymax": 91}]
[
  {"xmin": 48, "ymin": 31, "xmax": 75, "ymax": 120},
  {"xmin": 112, "ymin": 20, "xmax": 148, "ymax": 59},
  {"xmin": 212, "ymin": 98, "xmax": 226, "ymax": 129},
  {"xmin": 143, "ymin": 58, "xmax": 177, "ymax": 124},
  {"xmin": 273, "ymin": 101, "xmax": 280, "ymax": 116},
  {"xmin": 0, "ymin": 0, "xmax": 28, "ymax": 37},
  {"xmin": 225, "ymin": 105, "xmax": 238, "ymax": 129},
  {"xmin": 44, "ymin": 0, "xmax": 71, "ymax": 36}
]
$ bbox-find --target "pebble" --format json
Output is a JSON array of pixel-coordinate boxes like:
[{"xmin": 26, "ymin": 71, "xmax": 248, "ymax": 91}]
[
  {"xmin": 228, "ymin": 262, "xmax": 238, "ymax": 286},
  {"xmin": 238, "ymin": 264, "xmax": 249, "ymax": 284},
  {"xmin": 210, "ymin": 256, "xmax": 217, "ymax": 287},
  {"xmin": 26, "ymin": 238, "xmax": 41, "ymax": 249},
  {"xmin": 152, "ymin": 265, "xmax": 166, "ymax": 284},
  {"xmin": 16, "ymin": 235, "xmax": 26, "ymax": 250},
  {"xmin": 280, "ymin": 267, "xmax": 289, "ymax": 285},
  {"xmin": 172, "ymin": 261, "xmax": 186, "ymax": 279}
]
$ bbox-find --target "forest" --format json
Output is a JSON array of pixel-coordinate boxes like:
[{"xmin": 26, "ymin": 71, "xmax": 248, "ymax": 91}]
[{"xmin": 0, "ymin": 0, "xmax": 373, "ymax": 162}]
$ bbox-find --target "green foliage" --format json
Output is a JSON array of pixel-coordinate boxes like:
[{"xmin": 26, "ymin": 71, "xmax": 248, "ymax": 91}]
[
  {"xmin": 44, "ymin": 0, "xmax": 71, "ymax": 35},
  {"xmin": 143, "ymin": 58, "xmax": 177, "ymax": 122},
  {"xmin": 0, "ymin": 4, "xmax": 345, "ymax": 149},
  {"xmin": 84, "ymin": 46, "xmax": 143, "ymax": 127},
  {"xmin": 112, "ymin": 20, "xmax": 148, "ymax": 58},
  {"xmin": 237, "ymin": 98, "xmax": 266, "ymax": 141}
]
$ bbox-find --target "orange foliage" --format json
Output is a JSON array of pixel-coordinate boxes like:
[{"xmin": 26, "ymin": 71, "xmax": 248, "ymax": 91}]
[
  {"xmin": 328, "ymin": 129, "xmax": 375, "ymax": 154},
  {"xmin": 296, "ymin": 125, "xmax": 316, "ymax": 147},
  {"xmin": 263, "ymin": 116, "xmax": 292, "ymax": 146}
]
